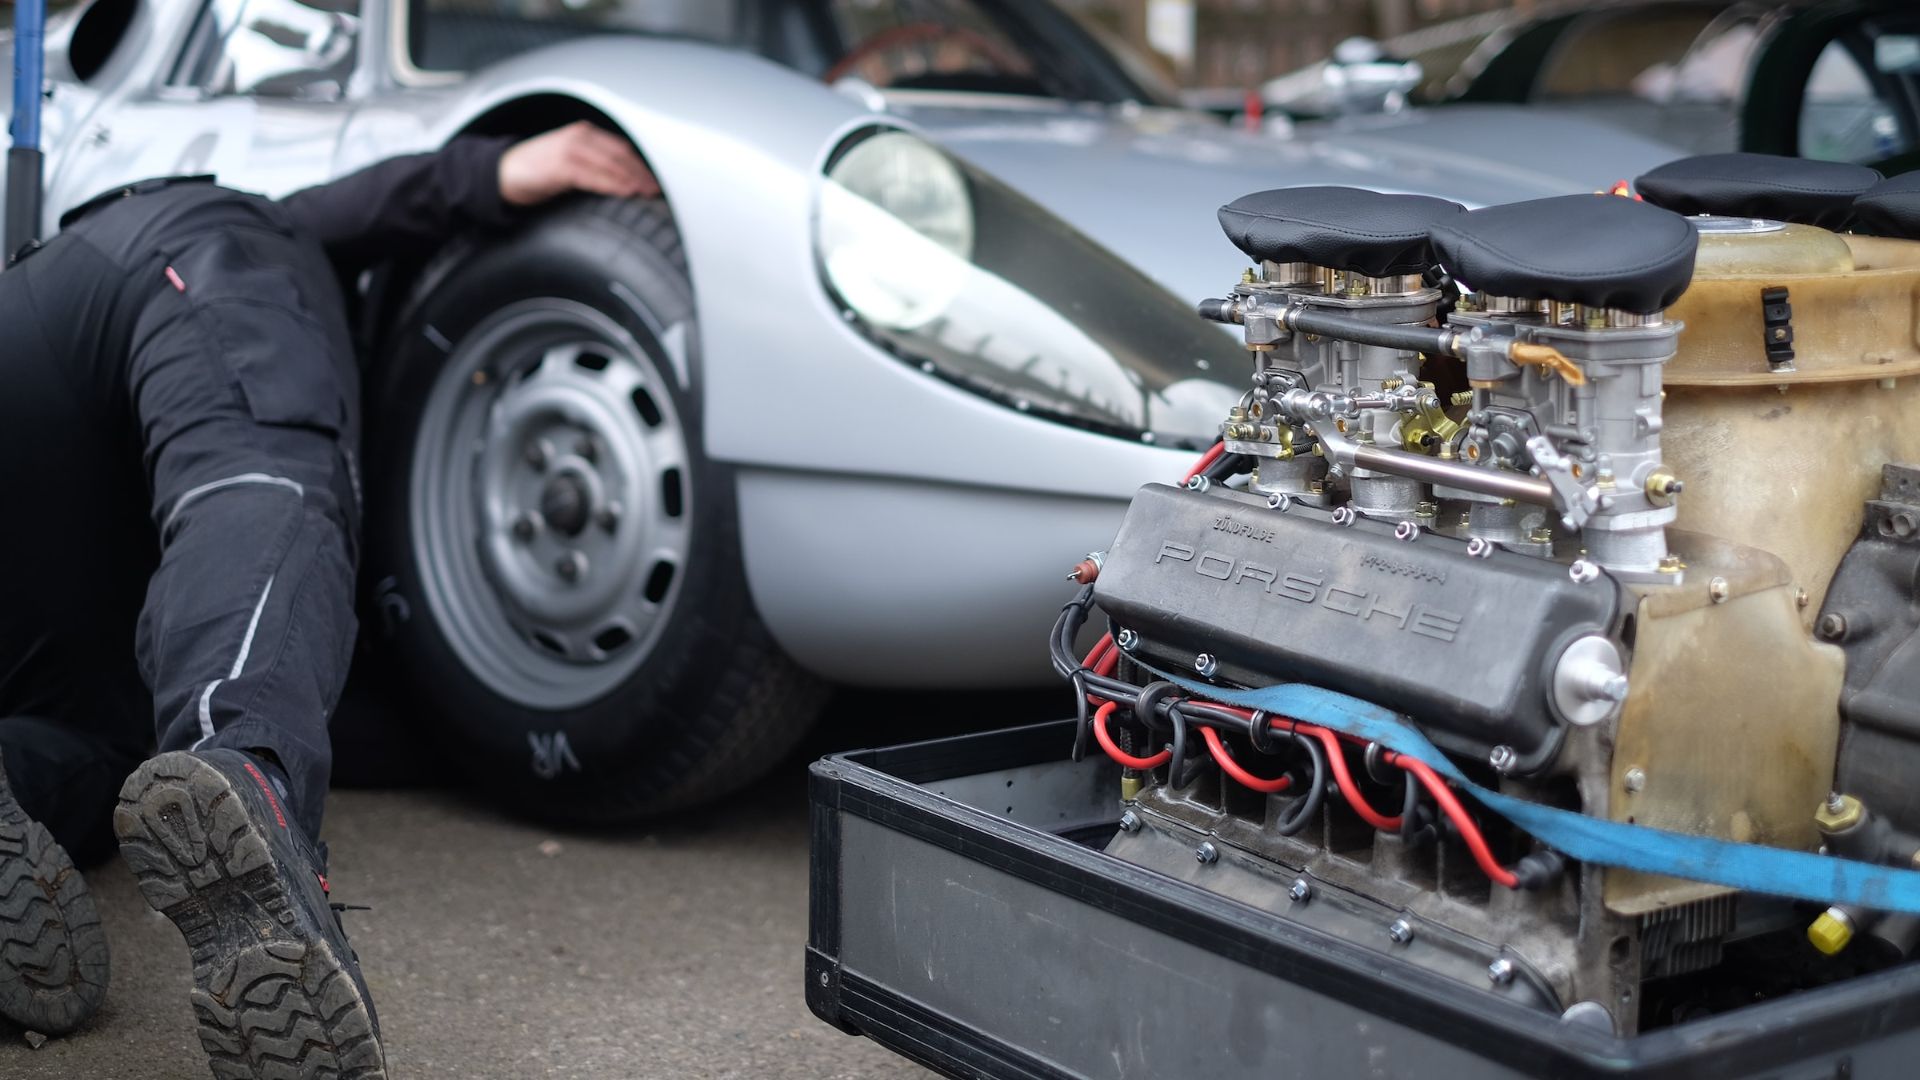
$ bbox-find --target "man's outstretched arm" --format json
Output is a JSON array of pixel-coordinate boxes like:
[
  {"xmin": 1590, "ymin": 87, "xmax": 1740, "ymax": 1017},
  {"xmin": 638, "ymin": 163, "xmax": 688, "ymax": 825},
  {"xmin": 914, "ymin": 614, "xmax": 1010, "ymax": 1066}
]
[{"xmin": 278, "ymin": 121, "xmax": 659, "ymax": 276}]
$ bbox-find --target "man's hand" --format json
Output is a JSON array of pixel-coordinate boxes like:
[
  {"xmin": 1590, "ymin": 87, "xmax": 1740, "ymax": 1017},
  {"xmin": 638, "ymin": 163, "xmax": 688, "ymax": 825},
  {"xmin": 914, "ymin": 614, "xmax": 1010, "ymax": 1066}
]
[{"xmin": 498, "ymin": 121, "xmax": 661, "ymax": 207}]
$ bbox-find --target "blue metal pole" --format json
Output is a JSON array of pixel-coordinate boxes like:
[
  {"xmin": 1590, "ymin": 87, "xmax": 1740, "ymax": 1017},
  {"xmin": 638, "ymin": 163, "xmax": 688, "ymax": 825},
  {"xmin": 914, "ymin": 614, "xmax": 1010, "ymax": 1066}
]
[{"xmin": 7, "ymin": 0, "xmax": 47, "ymax": 259}]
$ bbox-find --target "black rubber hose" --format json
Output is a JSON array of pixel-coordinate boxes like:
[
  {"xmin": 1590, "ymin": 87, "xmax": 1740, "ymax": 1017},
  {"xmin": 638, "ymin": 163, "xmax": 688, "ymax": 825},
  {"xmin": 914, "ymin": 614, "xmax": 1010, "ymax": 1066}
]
[
  {"xmin": 1069, "ymin": 671, "xmax": 1090, "ymax": 763},
  {"xmin": 1288, "ymin": 307, "xmax": 1457, "ymax": 357},
  {"xmin": 1270, "ymin": 724, "xmax": 1325, "ymax": 837},
  {"xmin": 1399, "ymin": 772, "xmax": 1435, "ymax": 847},
  {"xmin": 1166, "ymin": 705, "xmax": 1196, "ymax": 789}
]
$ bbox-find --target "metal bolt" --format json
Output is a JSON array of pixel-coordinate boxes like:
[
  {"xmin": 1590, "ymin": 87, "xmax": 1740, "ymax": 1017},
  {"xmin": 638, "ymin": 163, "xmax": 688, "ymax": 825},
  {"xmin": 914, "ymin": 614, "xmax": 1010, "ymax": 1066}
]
[
  {"xmin": 1488, "ymin": 958, "xmax": 1516, "ymax": 986},
  {"xmin": 1267, "ymin": 492, "xmax": 1291, "ymax": 511},
  {"xmin": 512, "ymin": 512, "xmax": 537, "ymax": 542},
  {"xmin": 1194, "ymin": 653, "xmax": 1219, "ymax": 678},
  {"xmin": 1394, "ymin": 520, "xmax": 1420, "ymax": 542},
  {"xmin": 1187, "ymin": 475, "xmax": 1211, "ymax": 492},
  {"xmin": 1827, "ymin": 792, "xmax": 1846, "ymax": 815},
  {"xmin": 575, "ymin": 436, "xmax": 598, "ymax": 464},
  {"xmin": 1118, "ymin": 810, "xmax": 1141, "ymax": 834},
  {"xmin": 1195, "ymin": 842, "xmax": 1219, "ymax": 865},
  {"xmin": 1466, "ymin": 537, "xmax": 1495, "ymax": 559},
  {"xmin": 1708, "ymin": 576, "xmax": 1730, "ymax": 604},
  {"xmin": 1387, "ymin": 919, "xmax": 1415, "ymax": 945},
  {"xmin": 1331, "ymin": 506, "xmax": 1356, "ymax": 527},
  {"xmin": 1624, "ymin": 766, "xmax": 1647, "ymax": 794},
  {"xmin": 1116, "ymin": 628, "xmax": 1140, "ymax": 652},
  {"xmin": 1598, "ymin": 675, "xmax": 1630, "ymax": 703},
  {"xmin": 555, "ymin": 551, "xmax": 587, "ymax": 582},
  {"xmin": 1817, "ymin": 613, "xmax": 1847, "ymax": 641},
  {"xmin": 818, "ymin": 970, "xmax": 830, "ymax": 988},
  {"xmin": 1529, "ymin": 526, "xmax": 1553, "ymax": 544},
  {"xmin": 1796, "ymin": 588, "xmax": 1810, "ymax": 610},
  {"xmin": 1288, "ymin": 878, "xmax": 1312, "ymax": 903},
  {"xmin": 526, "ymin": 439, "xmax": 552, "ymax": 471},
  {"xmin": 1488, "ymin": 745, "xmax": 1517, "ymax": 774},
  {"xmin": 597, "ymin": 502, "xmax": 622, "ymax": 532},
  {"xmin": 1568, "ymin": 560, "xmax": 1600, "ymax": 584}
]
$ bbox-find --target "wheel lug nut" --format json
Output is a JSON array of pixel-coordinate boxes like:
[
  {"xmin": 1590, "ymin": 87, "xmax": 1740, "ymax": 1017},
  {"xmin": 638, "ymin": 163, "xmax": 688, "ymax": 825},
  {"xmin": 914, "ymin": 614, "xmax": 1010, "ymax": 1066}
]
[
  {"xmin": 555, "ymin": 551, "xmax": 587, "ymax": 582},
  {"xmin": 597, "ymin": 503, "xmax": 622, "ymax": 532},
  {"xmin": 526, "ymin": 439, "xmax": 553, "ymax": 471},
  {"xmin": 575, "ymin": 436, "xmax": 598, "ymax": 463},
  {"xmin": 512, "ymin": 513, "xmax": 538, "ymax": 541}
]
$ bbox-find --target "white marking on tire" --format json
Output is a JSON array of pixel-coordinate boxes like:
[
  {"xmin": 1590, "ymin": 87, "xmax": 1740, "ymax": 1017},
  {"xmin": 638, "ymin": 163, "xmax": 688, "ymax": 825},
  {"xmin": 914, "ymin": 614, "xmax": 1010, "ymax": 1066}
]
[{"xmin": 528, "ymin": 731, "xmax": 582, "ymax": 780}]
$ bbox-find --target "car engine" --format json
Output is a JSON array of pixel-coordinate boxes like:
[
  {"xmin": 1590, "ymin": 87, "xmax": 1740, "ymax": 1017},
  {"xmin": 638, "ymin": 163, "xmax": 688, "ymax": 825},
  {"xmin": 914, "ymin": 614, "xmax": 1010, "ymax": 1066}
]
[{"xmin": 1056, "ymin": 155, "xmax": 1920, "ymax": 1035}]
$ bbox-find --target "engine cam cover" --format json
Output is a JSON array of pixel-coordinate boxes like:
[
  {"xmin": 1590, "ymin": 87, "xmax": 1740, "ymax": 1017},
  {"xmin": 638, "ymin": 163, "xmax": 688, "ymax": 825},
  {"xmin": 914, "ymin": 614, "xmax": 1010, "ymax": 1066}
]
[{"xmin": 1095, "ymin": 484, "xmax": 1625, "ymax": 767}]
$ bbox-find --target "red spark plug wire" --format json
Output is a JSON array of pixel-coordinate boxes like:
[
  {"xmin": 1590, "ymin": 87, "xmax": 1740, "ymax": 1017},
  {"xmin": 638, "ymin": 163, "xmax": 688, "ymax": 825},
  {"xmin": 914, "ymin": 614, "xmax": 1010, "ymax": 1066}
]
[
  {"xmin": 1091, "ymin": 701, "xmax": 1171, "ymax": 770},
  {"xmin": 1385, "ymin": 751, "xmax": 1519, "ymax": 889},
  {"xmin": 1182, "ymin": 440, "xmax": 1225, "ymax": 484},
  {"xmin": 1199, "ymin": 725, "xmax": 1291, "ymax": 792}
]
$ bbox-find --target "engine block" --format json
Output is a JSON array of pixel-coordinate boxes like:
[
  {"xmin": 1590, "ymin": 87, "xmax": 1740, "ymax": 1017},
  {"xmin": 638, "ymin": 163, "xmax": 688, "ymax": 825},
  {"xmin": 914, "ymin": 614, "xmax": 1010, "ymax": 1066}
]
[{"xmin": 1077, "ymin": 159, "xmax": 1920, "ymax": 1035}]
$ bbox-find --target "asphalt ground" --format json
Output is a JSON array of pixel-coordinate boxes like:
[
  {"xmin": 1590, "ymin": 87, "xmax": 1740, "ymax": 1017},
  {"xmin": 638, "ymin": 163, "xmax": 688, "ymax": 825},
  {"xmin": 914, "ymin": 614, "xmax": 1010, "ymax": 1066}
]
[{"xmin": 0, "ymin": 687, "xmax": 1059, "ymax": 1079}]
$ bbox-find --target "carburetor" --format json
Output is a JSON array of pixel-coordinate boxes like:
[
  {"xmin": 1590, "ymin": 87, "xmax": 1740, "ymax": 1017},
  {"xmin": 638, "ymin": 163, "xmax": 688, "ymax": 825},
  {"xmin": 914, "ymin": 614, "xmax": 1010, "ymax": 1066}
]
[{"xmin": 1070, "ymin": 156, "xmax": 1920, "ymax": 1036}]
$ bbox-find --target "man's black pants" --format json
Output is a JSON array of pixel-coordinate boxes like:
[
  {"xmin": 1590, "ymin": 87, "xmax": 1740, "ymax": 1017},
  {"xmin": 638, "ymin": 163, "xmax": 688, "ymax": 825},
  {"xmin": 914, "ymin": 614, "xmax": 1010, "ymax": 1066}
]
[{"xmin": 0, "ymin": 182, "xmax": 360, "ymax": 860}]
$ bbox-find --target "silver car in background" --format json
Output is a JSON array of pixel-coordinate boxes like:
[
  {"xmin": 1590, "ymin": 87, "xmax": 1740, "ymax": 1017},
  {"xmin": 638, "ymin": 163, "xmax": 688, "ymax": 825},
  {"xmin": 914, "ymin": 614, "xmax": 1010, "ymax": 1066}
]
[{"xmin": 8, "ymin": 0, "xmax": 1682, "ymax": 821}]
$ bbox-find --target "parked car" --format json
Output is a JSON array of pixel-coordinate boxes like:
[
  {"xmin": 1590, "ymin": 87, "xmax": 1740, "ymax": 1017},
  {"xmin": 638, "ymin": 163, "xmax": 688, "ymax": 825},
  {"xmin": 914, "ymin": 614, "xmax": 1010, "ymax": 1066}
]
[
  {"xmin": 2, "ymin": 0, "xmax": 1682, "ymax": 822},
  {"xmin": 1259, "ymin": 0, "xmax": 1920, "ymax": 175}
]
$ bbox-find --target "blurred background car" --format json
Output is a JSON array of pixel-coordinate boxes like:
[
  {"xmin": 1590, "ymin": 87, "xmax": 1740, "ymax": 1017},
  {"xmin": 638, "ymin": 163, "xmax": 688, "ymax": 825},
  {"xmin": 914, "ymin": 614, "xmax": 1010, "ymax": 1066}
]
[
  {"xmin": 0, "ymin": 0, "xmax": 1682, "ymax": 823},
  {"xmin": 1249, "ymin": 0, "xmax": 1920, "ymax": 174}
]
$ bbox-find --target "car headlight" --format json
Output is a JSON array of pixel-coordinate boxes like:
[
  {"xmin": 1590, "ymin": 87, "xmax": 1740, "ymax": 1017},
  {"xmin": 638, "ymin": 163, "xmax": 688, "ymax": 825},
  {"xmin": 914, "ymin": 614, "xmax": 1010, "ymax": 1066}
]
[
  {"xmin": 814, "ymin": 126, "xmax": 1244, "ymax": 447},
  {"xmin": 818, "ymin": 130, "xmax": 975, "ymax": 331}
]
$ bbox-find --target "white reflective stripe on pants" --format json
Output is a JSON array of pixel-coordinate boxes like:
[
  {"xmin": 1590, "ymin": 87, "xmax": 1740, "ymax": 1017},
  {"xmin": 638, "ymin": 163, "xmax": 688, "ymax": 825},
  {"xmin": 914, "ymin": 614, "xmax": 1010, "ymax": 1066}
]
[
  {"xmin": 193, "ymin": 573, "xmax": 277, "ymax": 748},
  {"xmin": 163, "ymin": 472, "xmax": 305, "ymax": 537}
]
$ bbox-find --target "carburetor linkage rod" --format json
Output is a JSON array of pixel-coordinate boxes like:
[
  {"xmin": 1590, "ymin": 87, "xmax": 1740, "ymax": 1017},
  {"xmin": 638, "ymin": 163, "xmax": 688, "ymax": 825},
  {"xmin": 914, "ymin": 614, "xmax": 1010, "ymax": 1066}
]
[{"xmin": 1200, "ymin": 299, "xmax": 1585, "ymax": 386}]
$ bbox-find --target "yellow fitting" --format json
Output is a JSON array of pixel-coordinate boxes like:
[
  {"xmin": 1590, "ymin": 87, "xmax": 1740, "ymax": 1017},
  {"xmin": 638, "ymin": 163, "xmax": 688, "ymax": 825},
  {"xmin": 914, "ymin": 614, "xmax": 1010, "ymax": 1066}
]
[
  {"xmin": 1119, "ymin": 772, "xmax": 1144, "ymax": 802},
  {"xmin": 1808, "ymin": 908, "xmax": 1855, "ymax": 956},
  {"xmin": 1509, "ymin": 342, "xmax": 1588, "ymax": 387}
]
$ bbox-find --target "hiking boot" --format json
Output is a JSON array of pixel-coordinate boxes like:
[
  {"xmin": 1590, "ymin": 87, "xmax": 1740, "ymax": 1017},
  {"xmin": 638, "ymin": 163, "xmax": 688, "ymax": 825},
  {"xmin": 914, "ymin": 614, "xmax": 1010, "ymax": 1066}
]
[
  {"xmin": 115, "ymin": 749, "xmax": 385, "ymax": 1079},
  {"xmin": 0, "ymin": 746, "xmax": 110, "ymax": 1035}
]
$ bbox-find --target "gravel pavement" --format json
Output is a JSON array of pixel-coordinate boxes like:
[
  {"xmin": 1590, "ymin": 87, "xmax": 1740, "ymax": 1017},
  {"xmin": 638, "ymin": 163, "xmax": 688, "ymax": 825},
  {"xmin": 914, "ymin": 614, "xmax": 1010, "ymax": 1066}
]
[{"xmin": 0, "ymin": 690, "xmax": 1047, "ymax": 1079}]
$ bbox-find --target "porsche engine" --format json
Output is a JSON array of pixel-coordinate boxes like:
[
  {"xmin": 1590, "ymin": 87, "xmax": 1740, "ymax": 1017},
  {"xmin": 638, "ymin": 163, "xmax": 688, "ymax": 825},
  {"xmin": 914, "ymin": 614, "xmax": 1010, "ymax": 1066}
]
[{"xmin": 1058, "ymin": 155, "xmax": 1920, "ymax": 1035}]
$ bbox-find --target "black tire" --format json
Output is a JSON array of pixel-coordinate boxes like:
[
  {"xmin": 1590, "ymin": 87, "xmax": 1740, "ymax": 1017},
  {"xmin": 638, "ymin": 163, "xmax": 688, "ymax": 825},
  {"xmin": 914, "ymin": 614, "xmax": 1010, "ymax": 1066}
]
[{"xmin": 365, "ymin": 196, "xmax": 826, "ymax": 823}]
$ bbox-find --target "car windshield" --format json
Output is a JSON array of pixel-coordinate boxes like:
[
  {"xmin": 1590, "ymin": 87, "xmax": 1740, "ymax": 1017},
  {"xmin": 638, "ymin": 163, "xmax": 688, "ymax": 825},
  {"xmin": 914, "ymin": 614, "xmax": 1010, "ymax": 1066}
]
[{"xmin": 407, "ymin": 0, "xmax": 1171, "ymax": 105}]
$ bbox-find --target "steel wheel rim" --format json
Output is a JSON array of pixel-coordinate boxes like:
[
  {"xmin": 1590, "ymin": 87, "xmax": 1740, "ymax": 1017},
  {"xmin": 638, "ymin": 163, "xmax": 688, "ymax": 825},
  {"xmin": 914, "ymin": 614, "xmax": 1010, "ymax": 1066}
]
[{"xmin": 410, "ymin": 298, "xmax": 693, "ymax": 710}]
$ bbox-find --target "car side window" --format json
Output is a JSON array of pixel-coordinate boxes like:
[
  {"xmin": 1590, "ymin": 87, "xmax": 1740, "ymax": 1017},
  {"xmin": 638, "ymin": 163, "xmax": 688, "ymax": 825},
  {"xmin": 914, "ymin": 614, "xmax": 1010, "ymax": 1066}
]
[
  {"xmin": 822, "ymin": 0, "xmax": 1040, "ymax": 92},
  {"xmin": 1798, "ymin": 36, "xmax": 1914, "ymax": 165},
  {"xmin": 172, "ymin": 0, "xmax": 360, "ymax": 100}
]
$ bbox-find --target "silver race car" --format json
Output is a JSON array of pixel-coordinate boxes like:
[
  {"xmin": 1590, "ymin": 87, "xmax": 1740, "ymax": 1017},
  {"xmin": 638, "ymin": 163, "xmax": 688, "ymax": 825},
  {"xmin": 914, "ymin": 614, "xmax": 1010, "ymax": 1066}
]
[{"xmin": 9, "ymin": 0, "xmax": 1681, "ymax": 820}]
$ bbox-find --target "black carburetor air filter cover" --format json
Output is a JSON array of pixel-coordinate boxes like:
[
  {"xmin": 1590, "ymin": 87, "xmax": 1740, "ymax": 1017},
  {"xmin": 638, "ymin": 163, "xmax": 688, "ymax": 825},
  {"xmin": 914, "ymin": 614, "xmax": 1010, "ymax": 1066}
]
[
  {"xmin": 1853, "ymin": 171, "xmax": 1920, "ymax": 240},
  {"xmin": 1217, "ymin": 186, "xmax": 1466, "ymax": 277},
  {"xmin": 1636, "ymin": 151, "xmax": 1880, "ymax": 230},
  {"xmin": 1095, "ymin": 485, "xmax": 1625, "ymax": 768},
  {"xmin": 1429, "ymin": 194, "xmax": 1698, "ymax": 313}
]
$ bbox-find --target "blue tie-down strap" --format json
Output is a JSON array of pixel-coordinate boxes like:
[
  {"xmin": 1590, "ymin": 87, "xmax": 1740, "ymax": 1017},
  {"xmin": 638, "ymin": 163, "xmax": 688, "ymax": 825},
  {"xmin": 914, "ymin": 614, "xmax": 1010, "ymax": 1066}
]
[{"xmin": 1138, "ymin": 664, "xmax": 1920, "ymax": 915}]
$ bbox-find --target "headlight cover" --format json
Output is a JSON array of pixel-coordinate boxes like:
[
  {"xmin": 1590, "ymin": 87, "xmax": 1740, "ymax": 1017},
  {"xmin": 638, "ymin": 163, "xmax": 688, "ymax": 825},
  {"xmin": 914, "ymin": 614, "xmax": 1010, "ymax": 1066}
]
[{"xmin": 814, "ymin": 127, "xmax": 1242, "ymax": 448}]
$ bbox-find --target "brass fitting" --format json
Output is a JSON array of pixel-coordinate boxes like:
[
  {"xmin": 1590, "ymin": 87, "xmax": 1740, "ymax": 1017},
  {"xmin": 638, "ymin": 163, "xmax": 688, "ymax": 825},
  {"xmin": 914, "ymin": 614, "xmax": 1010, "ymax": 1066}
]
[
  {"xmin": 1119, "ymin": 772, "xmax": 1144, "ymax": 802},
  {"xmin": 1816, "ymin": 793, "xmax": 1865, "ymax": 835},
  {"xmin": 1657, "ymin": 554, "xmax": 1686, "ymax": 575},
  {"xmin": 1645, "ymin": 469, "xmax": 1685, "ymax": 507}
]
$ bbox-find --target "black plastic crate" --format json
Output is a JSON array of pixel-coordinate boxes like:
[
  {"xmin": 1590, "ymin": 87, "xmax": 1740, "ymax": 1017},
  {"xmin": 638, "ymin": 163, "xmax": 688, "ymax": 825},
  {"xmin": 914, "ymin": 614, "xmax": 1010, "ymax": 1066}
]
[{"xmin": 807, "ymin": 719, "xmax": 1920, "ymax": 1079}]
